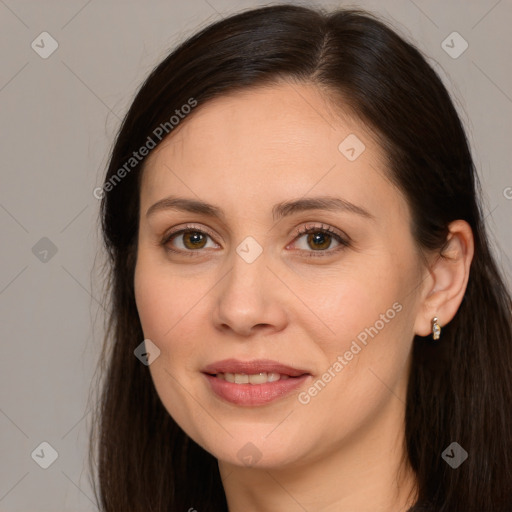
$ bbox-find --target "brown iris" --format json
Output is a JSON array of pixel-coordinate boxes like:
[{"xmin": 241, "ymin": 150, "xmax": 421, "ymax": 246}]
[
  {"xmin": 182, "ymin": 231, "xmax": 207, "ymax": 250},
  {"xmin": 307, "ymin": 232, "xmax": 332, "ymax": 250}
]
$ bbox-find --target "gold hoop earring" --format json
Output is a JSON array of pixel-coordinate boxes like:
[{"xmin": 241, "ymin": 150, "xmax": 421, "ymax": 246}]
[{"xmin": 432, "ymin": 317, "xmax": 441, "ymax": 340}]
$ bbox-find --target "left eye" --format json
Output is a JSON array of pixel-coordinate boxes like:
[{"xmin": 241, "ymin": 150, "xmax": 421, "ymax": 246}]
[{"xmin": 290, "ymin": 227, "xmax": 348, "ymax": 253}]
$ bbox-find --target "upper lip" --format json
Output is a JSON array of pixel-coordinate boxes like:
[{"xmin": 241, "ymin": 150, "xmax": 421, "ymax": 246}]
[{"xmin": 202, "ymin": 359, "xmax": 310, "ymax": 377}]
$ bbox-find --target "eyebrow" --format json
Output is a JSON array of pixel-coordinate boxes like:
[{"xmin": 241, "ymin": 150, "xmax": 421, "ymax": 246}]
[{"xmin": 145, "ymin": 195, "xmax": 374, "ymax": 222}]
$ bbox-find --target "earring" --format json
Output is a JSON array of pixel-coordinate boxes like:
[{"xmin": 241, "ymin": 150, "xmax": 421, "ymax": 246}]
[{"xmin": 431, "ymin": 317, "xmax": 441, "ymax": 340}]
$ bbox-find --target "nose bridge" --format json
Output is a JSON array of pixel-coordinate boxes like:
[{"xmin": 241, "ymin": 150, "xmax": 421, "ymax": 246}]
[
  {"xmin": 220, "ymin": 231, "xmax": 268, "ymax": 290},
  {"xmin": 212, "ymin": 238, "xmax": 287, "ymax": 335},
  {"xmin": 221, "ymin": 243, "xmax": 269, "ymax": 308}
]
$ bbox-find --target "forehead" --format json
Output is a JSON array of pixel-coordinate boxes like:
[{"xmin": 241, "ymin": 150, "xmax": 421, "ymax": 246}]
[
  {"xmin": 145, "ymin": 82, "xmax": 379, "ymax": 166},
  {"xmin": 139, "ymin": 82, "xmax": 401, "ymax": 219}
]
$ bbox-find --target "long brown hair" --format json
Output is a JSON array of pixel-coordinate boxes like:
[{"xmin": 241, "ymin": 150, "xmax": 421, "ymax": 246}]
[{"xmin": 89, "ymin": 4, "xmax": 512, "ymax": 511}]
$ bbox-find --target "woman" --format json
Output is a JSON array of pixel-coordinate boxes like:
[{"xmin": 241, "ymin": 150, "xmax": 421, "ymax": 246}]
[{"xmin": 90, "ymin": 4, "xmax": 512, "ymax": 511}]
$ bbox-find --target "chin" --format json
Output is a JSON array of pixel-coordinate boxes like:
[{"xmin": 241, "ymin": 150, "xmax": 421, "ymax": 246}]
[{"xmin": 197, "ymin": 430, "xmax": 315, "ymax": 470}]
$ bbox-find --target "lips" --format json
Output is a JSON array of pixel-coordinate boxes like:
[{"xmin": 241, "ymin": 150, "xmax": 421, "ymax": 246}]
[
  {"xmin": 202, "ymin": 358, "xmax": 310, "ymax": 378},
  {"xmin": 201, "ymin": 359, "xmax": 312, "ymax": 406}
]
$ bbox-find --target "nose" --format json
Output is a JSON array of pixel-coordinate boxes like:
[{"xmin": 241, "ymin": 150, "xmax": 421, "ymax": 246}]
[{"xmin": 211, "ymin": 250, "xmax": 288, "ymax": 338}]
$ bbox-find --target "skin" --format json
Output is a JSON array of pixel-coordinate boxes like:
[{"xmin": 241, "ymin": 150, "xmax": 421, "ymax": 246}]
[{"xmin": 134, "ymin": 82, "xmax": 474, "ymax": 512}]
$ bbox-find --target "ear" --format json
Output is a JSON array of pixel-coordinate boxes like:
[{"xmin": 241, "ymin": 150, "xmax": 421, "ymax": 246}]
[{"xmin": 414, "ymin": 220, "xmax": 474, "ymax": 337}]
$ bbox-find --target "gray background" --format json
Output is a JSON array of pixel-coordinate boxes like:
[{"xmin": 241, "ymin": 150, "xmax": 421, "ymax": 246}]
[{"xmin": 0, "ymin": 0, "xmax": 510, "ymax": 510}]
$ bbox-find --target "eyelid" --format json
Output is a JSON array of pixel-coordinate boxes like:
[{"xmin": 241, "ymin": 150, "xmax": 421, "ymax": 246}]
[{"xmin": 289, "ymin": 222, "xmax": 350, "ymax": 244}]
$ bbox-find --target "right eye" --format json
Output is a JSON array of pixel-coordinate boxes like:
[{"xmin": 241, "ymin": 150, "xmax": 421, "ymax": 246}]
[{"xmin": 161, "ymin": 225, "xmax": 220, "ymax": 255}]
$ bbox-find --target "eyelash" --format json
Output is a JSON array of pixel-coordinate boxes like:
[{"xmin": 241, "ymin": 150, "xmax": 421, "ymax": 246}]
[{"xmin": 161, "ymin": 223, "xmax": 350, "ymax": 258}]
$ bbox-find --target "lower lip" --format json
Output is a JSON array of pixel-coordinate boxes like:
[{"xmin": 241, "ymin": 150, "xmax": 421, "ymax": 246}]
[{"xmin": 203, "ymin": 373, "xmax": 311, "ymax": 406}]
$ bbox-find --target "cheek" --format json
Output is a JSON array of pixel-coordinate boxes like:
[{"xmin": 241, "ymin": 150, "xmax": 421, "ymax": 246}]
[
  {"xmin": 134, "ymin": 261, "xmax": 170, "ymax": 340},
  {"xmin": 134, "ymin": 256, "xmax": 209, "ymax": 439},
  {"xmin": 297, "ymin": 297, "xmax": 414, "ymax": 445},
  {"xmin": 296, "ymin": 253, "xmax": 417, "ymax": 406},
  {"xmin": 134, "ymin": 253, "xmax": 212, "ymax": 374},
  {"xmin": 134, "ymin": 251, "xmax": 194, "ymax": 342},
  {"xmin": 299, "ymin": 255, "xmax": 408, "ymax": 353}
]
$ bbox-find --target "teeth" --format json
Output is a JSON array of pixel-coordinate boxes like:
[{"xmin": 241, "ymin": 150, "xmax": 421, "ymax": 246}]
[
  {"xmin": 217, "ymin": 372, "xmax": 291, "ymax": 384},
  {"xmin": 224, "ymin": 372, "xmax": 235, "ymax": 383},
  {"xmin": 234, "ymin": 373, "xmax": 249, "ymax": 384},
  {"xmin": 248, "ymin": 373, "xmax": 266, "ymax": 384},
  {"xmin": 267, "ymin": 372, "xmax": 281, "ymax": 382}
]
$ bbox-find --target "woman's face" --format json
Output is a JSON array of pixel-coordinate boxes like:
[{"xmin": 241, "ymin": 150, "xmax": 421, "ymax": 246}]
[{"xmin": 134, "ymin": 82, "xmax": 426, "ymax": 469}]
